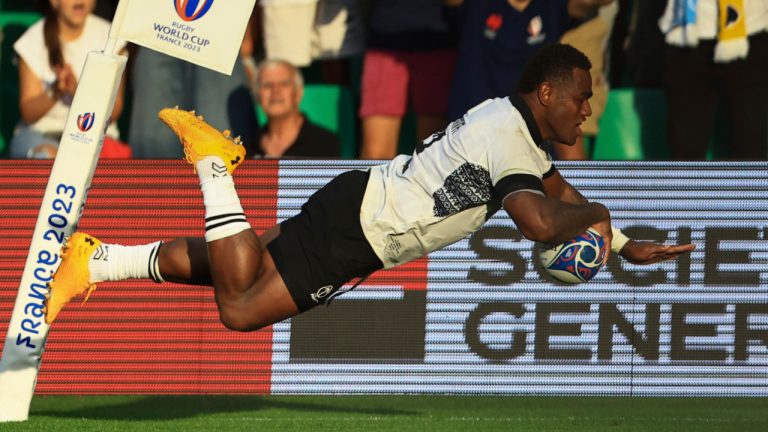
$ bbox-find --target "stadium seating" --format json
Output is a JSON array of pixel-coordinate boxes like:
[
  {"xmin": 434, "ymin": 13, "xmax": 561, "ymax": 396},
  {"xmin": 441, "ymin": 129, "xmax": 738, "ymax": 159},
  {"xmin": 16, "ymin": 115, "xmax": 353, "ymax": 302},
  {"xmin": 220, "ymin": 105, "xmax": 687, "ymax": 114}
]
[
  {"xmin": 256, "ymin": 83, "xmax": 357, "ymax": 159},
  {"xmin": 592, "ymin": 88, "xmax": 734, "ymax": 160},
  {"xmin": 1, "ymin": 0, "xmax": 38, "ymax": 12},
  {"xmin": 0, "ymin": 11, "xmax": 40, "ymax": 156},
  {"xmin": 592, "ymin": 88, "xmax": 670, "ymax": 160}
]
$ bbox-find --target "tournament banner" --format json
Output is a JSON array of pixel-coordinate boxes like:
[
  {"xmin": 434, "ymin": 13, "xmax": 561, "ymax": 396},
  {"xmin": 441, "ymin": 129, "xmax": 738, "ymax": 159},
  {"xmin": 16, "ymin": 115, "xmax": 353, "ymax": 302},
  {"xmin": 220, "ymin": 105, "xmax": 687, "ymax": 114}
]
[
  {"xmin": 0, "ymin": 161, "xmax": 766, "ymax": 398},
  {"xmin": 271, "ymin": 161, "xmax": 768, "ymax": 396},
  {"xmin": 115, "ymin": 0, "xmax": 257, "ymax": 75}
]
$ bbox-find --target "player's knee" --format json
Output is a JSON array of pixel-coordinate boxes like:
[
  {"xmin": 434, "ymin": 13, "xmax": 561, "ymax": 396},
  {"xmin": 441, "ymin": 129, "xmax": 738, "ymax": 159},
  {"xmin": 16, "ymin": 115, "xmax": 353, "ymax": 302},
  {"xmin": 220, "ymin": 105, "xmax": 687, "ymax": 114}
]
[{"xmin": 218, "ymin": 305, "xmax": 265, "ymax": 332}]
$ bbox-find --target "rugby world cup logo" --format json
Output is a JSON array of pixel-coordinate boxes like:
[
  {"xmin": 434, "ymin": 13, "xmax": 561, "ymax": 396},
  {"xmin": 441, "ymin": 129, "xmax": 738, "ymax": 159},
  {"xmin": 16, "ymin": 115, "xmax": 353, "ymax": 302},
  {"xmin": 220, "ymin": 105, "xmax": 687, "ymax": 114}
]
[
  {"xmin": 174, "ymin": 0, "xmax": 214, "ymax": 22},
  {"xmin": 77, "ymin": 112, "xmax": 95, "ymax": 132}
]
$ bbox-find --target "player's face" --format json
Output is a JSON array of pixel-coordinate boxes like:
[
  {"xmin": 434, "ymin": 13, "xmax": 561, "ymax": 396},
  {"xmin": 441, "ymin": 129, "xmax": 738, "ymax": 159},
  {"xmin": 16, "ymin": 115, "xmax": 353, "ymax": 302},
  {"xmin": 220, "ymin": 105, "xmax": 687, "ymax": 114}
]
[
  {"xmin": 51, "ymin": 0, "xmax": 95, "ymax": 28},
  {"xmin": 547, "ymin": 68, "xmax": 593, "ymax": 145},
  {"xmin": 257, "ymin": 64, "xmax": 302, "ymax": 119}
]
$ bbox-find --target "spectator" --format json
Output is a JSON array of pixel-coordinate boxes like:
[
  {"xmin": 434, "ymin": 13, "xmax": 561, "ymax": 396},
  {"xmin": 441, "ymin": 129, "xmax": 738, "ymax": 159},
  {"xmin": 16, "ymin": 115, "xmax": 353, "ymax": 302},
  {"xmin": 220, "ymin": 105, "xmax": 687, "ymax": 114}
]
[
  {"xmin": 558, "ymin": 1, "xmax": 619, "ymax": 159},
  {"xmin": 259, "ymin": 0, "xmax": 364, "ymax": 86},
  {"xmin": 624, "ymin": 0, "xmax": 667, "ymax": 88},
  {"xmin": 446, "ymin": 0, "xmax": 615, "ymax": 160},
  {"xmin": 10, "ymin": 0, "xmax": 129, "ymax": 159},
  {"xmin": 254, "ymin": 59, "xmax": 340, "ymax": 158},
  {"xmin": 358, "ymin": 0, "xmax": 459, "ymax": 160},
  {"xmin": 659, "ymin": 0, "xmax": 768, "ymax": 160}
]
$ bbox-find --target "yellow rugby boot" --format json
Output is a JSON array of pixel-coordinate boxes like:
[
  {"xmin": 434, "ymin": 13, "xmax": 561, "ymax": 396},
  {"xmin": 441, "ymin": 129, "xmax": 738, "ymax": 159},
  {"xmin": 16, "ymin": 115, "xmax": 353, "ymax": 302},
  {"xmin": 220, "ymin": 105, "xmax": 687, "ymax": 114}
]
[
  {"xmin": 158, "ymin": 107, "xmax": 246, "ymax": 175},
  {"xmin": 43, "ymin": 232, "xmax": 101, "ymax": 324}
]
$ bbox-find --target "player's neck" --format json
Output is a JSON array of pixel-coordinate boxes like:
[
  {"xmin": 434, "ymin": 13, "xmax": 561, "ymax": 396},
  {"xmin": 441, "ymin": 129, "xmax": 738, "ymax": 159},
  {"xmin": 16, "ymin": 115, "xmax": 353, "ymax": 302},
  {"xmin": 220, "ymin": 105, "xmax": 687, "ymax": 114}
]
[{"xmin": 518, "ymin": 92, "xmax": 555, "ymax": 142}]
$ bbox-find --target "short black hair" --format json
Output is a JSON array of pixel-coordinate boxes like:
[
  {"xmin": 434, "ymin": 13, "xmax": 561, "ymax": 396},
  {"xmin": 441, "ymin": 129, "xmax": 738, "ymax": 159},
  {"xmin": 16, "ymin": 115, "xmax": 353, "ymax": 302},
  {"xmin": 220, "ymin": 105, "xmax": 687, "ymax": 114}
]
[{"xmin": 516, "ymin": 43, "xmax": 592, "ymax": 94}]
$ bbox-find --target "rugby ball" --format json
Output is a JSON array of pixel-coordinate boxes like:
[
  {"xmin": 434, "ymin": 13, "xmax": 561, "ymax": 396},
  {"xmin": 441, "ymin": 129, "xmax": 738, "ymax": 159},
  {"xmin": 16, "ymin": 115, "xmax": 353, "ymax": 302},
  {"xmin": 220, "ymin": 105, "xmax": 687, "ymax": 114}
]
[{"xmin": 538, "ymin": 228, "xmax": 607, "ymax": 284}]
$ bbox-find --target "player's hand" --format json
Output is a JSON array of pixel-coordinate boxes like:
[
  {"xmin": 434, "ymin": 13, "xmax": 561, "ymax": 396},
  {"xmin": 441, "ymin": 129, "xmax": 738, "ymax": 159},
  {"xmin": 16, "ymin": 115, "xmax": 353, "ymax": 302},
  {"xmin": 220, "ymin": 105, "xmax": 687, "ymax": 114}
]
[{"xmin": 619, "ymin": 241, "xmax": 696, "ymax": 265}]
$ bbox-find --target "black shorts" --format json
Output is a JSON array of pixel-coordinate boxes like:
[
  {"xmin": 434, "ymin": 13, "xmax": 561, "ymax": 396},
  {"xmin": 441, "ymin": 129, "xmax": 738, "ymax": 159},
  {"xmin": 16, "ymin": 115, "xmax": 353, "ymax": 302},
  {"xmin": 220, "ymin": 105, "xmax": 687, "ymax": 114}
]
[{"xmin": 267, "ymin": 170, "xmax": 384, "ymax": 312}]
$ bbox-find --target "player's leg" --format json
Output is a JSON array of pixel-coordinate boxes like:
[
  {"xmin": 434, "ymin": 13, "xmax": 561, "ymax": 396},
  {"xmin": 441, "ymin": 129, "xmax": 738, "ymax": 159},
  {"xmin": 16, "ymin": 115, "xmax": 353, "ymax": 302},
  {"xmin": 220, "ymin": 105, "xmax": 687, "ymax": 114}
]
[
  {"xmin": 143, "ymin": 225, "xmax": 298, "ymax": 330},
  {"xmin": 127, "ymin": 225, "xmax": 279, "ymax": 286},
  {"xmin": 204, "ymin": 228, "xmax": 299, "ymax": 331},
  {"xmin": 43, "ymin": 225, "xmax": 295, "ymax": 329},
  {"xmin": 203, "ymin": 166, "xmax": 384, "ymax": 331},
  {"xmin": 43, "ymin": 232, "xmax": 168, "ymax": 323},
  {"xmin": 156, "ymin": 236, "xmax": 213, "ymax": 286},
  {"xmin": 44, "ymin": 109, "xmax": 300, "ymax": 328},
  {"xmin": 155, "ymin": 108, "xmax": 299, "ymax": 330}
]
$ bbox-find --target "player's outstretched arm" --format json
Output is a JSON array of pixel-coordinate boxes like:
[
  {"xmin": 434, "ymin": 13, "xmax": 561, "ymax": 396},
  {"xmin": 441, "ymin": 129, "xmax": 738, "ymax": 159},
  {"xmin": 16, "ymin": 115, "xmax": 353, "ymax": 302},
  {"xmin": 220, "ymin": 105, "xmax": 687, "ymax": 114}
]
[
  {"xmin": 618, "ymin": 241, "xmax": 696, "ymax": 265},
  {"xmin": 542, "ymin": 168, "xmax": 588, "ymax": 205},
  {"xmin": 539, "ymin": 169, "xmax": 696, "ymax": 264},
  {"xmin": 504, "ymin": 190, "xmax": 611, "ymax": 246}
]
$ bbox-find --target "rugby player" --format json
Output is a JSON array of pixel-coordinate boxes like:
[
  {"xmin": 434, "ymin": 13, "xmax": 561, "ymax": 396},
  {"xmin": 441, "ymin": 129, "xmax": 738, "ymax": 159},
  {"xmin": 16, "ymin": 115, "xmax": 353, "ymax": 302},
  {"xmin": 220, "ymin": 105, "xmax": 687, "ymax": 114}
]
[{"xmin": 43, "ymin": 44, "xmax": 695, "ymax": 327}]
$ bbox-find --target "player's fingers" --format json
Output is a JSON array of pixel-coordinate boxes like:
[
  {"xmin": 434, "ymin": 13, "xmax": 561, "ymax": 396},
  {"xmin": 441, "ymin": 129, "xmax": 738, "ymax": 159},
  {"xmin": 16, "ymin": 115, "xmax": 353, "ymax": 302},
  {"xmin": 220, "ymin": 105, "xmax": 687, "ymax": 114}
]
[
  {"xmin": 670, "ymin": 243, "xmax": 696, "ymax": 252},
  {"xmin": 663, "ymin": 247, "xmax": 694, "ymax": 258},
  {"xmin": 647, "ymin": 245, "xmax": 692, "ymax": 263},
  {"xmin": 659, "ymin": 246, "xmax": 695, "ymax": 261},
  {"xmin": 655, "ymin": 244, "xmax": 694, "ymax": 256}
]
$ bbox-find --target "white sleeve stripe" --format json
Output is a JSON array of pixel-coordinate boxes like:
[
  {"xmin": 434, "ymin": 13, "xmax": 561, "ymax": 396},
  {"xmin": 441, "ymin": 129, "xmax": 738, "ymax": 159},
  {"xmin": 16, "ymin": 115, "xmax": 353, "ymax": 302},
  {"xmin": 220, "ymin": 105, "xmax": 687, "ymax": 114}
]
[{"xmin": 501, "ymin": 189, "xmax": 545, "ymax": 204}]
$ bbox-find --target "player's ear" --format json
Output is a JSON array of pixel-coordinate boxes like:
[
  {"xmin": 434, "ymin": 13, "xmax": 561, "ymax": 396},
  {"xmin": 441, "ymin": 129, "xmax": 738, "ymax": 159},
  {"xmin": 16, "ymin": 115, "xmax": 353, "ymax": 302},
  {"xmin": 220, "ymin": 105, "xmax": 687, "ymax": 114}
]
[{"xmin": 537, "ymin": 82, "xmax": 553, "ymax": 107}]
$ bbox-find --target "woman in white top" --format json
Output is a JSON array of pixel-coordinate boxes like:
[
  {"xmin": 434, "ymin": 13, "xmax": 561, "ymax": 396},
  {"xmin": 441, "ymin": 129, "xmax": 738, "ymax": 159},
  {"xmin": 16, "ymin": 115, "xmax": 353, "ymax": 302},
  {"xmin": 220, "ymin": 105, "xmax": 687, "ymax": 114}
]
[{"xmin": 10, "ymin": 0, "xmax": 127, "ymax": 159}]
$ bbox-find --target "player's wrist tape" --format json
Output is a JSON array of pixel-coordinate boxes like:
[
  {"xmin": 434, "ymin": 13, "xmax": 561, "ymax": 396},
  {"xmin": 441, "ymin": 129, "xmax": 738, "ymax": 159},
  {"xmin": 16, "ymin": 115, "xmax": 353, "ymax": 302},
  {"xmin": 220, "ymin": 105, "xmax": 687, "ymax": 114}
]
[{"xmin": 611, "ymin": 227, "xmax": 630, "ymax": 253}]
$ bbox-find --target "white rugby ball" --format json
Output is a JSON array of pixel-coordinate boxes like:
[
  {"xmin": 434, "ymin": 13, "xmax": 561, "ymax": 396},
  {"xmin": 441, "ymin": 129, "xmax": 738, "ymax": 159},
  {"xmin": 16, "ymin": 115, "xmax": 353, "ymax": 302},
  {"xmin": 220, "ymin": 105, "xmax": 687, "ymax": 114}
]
[{"xmin": 539, "ymin": 228, "xmax": 607, "ymax": 284}]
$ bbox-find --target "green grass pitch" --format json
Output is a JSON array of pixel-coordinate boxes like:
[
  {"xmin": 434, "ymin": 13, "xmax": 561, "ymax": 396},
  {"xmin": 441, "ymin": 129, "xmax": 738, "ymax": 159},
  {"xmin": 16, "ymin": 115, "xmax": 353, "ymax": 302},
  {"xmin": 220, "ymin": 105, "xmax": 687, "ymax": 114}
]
[{"xmin": 0, "ymin": 396, "xmax": 766, "ymax": 431}]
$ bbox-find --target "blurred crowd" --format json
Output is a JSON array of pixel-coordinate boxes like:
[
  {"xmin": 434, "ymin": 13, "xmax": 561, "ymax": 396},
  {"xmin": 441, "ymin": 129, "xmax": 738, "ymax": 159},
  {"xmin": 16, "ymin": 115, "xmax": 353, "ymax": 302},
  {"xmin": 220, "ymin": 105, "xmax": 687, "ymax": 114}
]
[{"xmin": 2, "ymin": 0, "xmax": 767, "ymax": 160}]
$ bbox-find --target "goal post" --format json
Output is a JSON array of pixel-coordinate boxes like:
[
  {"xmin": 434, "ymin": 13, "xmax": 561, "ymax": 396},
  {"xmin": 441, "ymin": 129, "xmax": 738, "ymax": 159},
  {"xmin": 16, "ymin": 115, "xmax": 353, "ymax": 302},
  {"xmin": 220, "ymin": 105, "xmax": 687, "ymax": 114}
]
[
  {"xmin": 0, "ymin": 52, "xmax": 126, "ymax": 422},
  {"xmin": 0, "ymin": 0, "xmax": 255, "ymax": 421}
]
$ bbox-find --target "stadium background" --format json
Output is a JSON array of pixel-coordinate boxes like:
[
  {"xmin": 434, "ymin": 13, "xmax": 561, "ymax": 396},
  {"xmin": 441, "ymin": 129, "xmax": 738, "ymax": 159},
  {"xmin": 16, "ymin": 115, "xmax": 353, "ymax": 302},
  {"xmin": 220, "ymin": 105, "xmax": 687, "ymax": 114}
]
[{"xmin": 1, "ymin": 159, "xmax": 766, "ymax": 397}]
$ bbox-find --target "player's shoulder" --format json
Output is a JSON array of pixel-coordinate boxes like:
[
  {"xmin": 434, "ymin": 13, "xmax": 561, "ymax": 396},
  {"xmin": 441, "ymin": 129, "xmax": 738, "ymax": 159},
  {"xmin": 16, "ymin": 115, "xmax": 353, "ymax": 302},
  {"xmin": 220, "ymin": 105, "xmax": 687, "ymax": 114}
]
[
  {"xmin": 462, "ymin": 97, "xmax": 520, "ymax": 129},
  {"xmin": 460, "ymin": 97, "xmax": 528, "ymax": 142},
  {"xmin": 465, "ymin": 96, "xmax": 515, "ymax": 117}
]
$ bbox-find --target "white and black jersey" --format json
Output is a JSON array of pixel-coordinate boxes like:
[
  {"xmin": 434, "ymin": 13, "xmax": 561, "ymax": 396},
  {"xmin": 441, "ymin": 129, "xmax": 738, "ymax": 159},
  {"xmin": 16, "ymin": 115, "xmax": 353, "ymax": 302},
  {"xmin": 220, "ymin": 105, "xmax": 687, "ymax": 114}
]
[{"xmin": 360, "ymin": 96, "xmax": 555, "ymax": 269}]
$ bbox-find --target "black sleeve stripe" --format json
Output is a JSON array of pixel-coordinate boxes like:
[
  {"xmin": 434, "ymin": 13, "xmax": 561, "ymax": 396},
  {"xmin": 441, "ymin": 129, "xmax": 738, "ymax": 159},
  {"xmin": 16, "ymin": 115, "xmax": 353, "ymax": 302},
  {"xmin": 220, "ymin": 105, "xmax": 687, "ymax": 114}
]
[
  {"xmin": 543, "ymin": 164, "xmax": 557, "ymax": 178},
  {"xmin": 493, "ymin": 173, "xmax": 544, "ymax": 199}
]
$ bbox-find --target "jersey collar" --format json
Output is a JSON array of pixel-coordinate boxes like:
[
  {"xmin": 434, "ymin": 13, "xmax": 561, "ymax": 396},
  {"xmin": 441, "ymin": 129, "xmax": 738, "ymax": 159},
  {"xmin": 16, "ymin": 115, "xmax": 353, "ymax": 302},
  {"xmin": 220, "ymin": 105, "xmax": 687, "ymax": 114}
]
[{"xmin": 508, "ymin": 94, "xmax": 544, "ymax": 148}]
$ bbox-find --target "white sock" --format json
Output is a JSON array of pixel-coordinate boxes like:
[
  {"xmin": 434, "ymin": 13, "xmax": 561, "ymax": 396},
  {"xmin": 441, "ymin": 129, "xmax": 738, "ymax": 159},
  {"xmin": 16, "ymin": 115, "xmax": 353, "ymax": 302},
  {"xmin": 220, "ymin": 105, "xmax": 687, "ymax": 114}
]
[
  {"xmin": 196, "ymin": 155, "xmax": 230, "ymax": 181},
  {"xmin": 195, "ymin": 156, "xmax": 251, "ymax": 242},
  {"xmin": 89, "ymin": 241, "xmax": 164, "ymax": 283}
]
